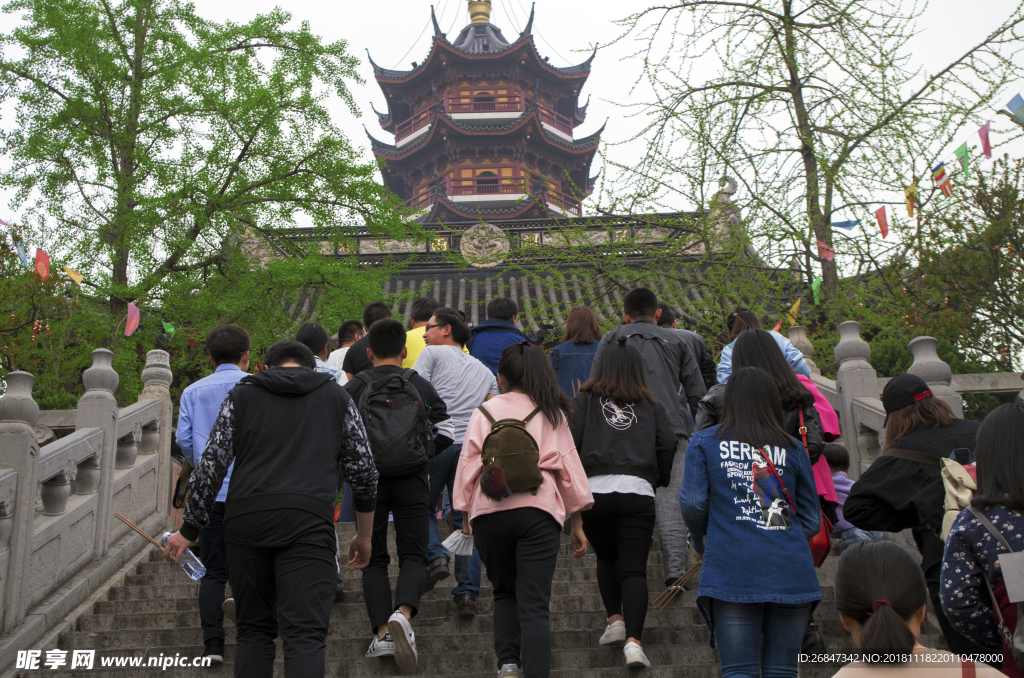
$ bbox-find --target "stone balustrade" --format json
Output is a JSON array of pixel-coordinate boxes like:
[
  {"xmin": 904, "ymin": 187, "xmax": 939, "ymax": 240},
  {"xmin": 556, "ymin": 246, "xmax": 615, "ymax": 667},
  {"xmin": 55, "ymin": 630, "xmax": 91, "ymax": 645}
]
[
  {"xmin": 0, "ymin": 349, "xmax": 172, "ymax": 670},
  {"xmin": 788, "ymin": 325, "xmax": 1024, "ymax": 478}
]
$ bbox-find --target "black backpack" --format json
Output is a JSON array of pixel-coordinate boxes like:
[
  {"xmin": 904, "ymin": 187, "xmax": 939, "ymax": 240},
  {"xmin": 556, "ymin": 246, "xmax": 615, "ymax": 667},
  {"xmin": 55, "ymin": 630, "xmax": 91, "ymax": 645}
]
[{"xmin": 355, "ymin": 369, "xmax": 435, "ymax": 475}]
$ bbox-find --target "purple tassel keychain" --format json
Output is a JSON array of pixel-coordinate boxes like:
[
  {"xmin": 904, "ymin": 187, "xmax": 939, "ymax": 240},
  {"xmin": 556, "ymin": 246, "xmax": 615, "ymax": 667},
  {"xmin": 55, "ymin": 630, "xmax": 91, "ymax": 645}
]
[{"xmin": 480, "ymin": 466, "xmax": 513, "ymax": 501}]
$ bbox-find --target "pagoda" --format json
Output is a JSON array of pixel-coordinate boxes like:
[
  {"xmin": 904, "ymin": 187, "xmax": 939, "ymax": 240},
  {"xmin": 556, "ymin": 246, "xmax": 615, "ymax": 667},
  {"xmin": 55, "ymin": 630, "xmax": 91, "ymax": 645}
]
[{"xmin": 367, "ymin": 0, "xmax": 602, "ymax": 223}]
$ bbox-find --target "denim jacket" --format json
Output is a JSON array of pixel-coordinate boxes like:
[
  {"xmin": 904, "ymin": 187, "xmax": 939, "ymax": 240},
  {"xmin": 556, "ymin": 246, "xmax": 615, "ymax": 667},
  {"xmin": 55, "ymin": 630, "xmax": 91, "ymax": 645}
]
[
  {"xmin": 680, "ymin": 426, "xmax": 822, "ymax": 646},
  {"xmin": 549, "ymin": 341, "xmax": 599, "ymax": 397}
]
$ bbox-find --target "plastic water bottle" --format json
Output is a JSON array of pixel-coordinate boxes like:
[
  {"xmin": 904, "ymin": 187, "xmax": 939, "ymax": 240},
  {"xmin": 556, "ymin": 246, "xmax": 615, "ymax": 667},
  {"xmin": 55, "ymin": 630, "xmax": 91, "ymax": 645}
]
[{"xmin": 161, "ymin": 532, "xmax": 206, "ymax": 581}]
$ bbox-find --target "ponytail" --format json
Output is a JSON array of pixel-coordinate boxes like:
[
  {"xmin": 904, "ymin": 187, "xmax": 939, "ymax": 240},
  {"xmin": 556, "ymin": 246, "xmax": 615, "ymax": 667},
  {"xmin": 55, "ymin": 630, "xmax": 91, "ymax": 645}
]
[
  {"xmin": 726, "ymin": 306, "xmax": 761, "ymax": 340},
  {"xmin": 834, "ymin": 541, "xmax": 926, "ymax": 663},
  {"xmin": 497, "ymin": 342, "xmax": 572, "ymax": 428}
]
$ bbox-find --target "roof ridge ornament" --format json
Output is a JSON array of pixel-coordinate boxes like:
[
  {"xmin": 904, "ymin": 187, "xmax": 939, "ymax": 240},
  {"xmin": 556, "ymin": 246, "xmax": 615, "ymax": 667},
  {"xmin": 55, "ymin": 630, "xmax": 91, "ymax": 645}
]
[
  {"xmin": 468, "ymin": 0, "xmax": 491, "ymax": 24},
  {"xmin": 431, "ymin": 5, "xmax": 447, "ymax": 41},
  {"xmin": 519, "ymin": 3, "xmax": 535, "ymax": 38}
]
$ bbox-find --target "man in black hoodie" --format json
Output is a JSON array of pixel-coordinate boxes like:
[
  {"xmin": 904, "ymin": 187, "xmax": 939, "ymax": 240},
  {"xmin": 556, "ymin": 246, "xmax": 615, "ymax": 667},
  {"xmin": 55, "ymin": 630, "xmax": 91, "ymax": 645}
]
[{"xmin": 163, "ymin": 341, "xmax": 379, "ymax": 678}]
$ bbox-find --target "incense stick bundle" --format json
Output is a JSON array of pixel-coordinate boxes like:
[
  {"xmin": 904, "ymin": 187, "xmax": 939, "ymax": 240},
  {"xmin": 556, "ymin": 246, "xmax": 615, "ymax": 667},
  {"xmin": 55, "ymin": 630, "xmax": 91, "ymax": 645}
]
[
  {"xmin": 652, "ymin": 557, "xmax": 702, "ymax": 611},
  {"xmin": 114, "ymin": 512, "xmax": 164, "ymax": 550}
]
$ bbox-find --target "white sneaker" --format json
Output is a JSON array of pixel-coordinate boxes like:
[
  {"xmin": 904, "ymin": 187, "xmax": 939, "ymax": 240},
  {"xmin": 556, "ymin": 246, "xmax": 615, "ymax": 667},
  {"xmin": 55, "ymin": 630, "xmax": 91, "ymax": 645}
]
[
  {"xmin": 221, "ymin": 598, "xmax": 235, "ymax": 625},
  {"xmin": 387, "ymin": 611, "xmax": 418, "ymax": 671},
  {"xmin": 624, "ymin": 641, "xmax": 651, "ymax": 668},
  {"xmin": 365, "ymin": 633, "xmax": 396, "ymax": 657},
  {"xmin": 599, "ymin": 619, "xmax": 626, "ymax": 645},
  {"xmin": 497, "ymin": 664, "xmax": 523, "ymax": 678}
]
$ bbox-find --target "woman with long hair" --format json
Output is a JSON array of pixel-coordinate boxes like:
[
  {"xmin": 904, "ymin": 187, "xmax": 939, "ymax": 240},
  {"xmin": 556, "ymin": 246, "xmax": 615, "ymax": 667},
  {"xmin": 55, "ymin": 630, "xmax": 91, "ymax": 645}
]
[
  {"xmin": 715, "ymin": 307, "xmax": 811, "ymax": 384},
  {"xmin": 941, "ymin": 402, "xmax": 1024, "ymax": 677},
  {"xmin": 549, "ymin": 306, "xmax": 603, "ymax": 397},
  {"xmin": 570, "ymin": 337, "xmax": 676, "ymax": 668},
  {"xmin": 833, "ymin": 540, "xmax": 1002, "ymax": 677},
  {"xmin": 680, "ymin": 367, "xmax": 821, "ymax": 678},
  {"xmin": 844, "ymin": 373, "xmax": 986, "ymax": 659},
  {"xmin": 454, "ymin": 343, "xmax": 594, "ymax": 678}
]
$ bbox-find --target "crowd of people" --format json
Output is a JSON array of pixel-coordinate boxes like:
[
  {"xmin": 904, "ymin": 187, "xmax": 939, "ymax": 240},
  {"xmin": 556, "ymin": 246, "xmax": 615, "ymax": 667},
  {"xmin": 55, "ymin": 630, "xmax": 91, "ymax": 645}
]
[{"xmin": 161, "ymin": 287, "xmax": 1024, "ymax": 678}]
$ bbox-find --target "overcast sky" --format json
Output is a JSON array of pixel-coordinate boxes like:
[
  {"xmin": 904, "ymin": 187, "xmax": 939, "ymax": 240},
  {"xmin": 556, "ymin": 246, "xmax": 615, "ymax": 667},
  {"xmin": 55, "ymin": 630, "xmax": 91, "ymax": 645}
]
[{"xmin": 0, "ymin": 0, "xmax": 1021, "ymax": 222}]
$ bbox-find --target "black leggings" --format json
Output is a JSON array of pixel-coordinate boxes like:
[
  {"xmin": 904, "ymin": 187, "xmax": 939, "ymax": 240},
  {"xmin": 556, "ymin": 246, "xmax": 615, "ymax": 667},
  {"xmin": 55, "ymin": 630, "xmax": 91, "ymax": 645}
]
[{"xmin": 581, "ymin": 492, "xmax": 656, "ymax": 640}]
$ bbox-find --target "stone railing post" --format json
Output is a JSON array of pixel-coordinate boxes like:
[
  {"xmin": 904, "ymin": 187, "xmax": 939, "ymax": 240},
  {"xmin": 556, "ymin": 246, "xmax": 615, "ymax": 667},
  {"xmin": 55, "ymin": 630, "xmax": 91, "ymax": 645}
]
[
  {"xmin": 788, "ymin": 326, "xmax": 819, "ymax": 375},
  {"xmin": 0, "ymin": 371, "xmax": 40, "ymax": 633},
  {"xmin": 138, "ymin": 350, "xmax": 172, "ymax": 517},
  {"xmin": 834, "ymin": 322, "xmax": 881, "ymax": 478},
  {"xmin": 75, "ymin": 349, "xmax": 119, "ymax": 559},
  {"xmin": 908, "ymin": 336, "xmax": 964, "ymax": 418}
]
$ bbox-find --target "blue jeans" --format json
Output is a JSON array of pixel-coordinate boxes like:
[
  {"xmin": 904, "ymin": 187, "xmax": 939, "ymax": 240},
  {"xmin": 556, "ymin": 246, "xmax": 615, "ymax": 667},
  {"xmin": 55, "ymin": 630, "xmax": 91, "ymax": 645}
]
[
  {"xmin": 711, "ymin": 600, "xmax": 812, "ymax": 678},
  {"xmin": 836, "ymin": 527, "xmax": 882, "ymax": 553},
  {"xmin": 428, "ymin": 444, "xmax": 481, "ymax": 598}
]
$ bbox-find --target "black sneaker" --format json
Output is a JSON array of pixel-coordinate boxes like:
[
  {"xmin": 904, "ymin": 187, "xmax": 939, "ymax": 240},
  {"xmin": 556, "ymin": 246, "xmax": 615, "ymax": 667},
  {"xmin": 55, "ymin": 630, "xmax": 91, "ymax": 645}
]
[
  {"xmin": 423, "ymin": 557, "xmax": 450, "ymax": 593},
  {"xmin": 203, "ymin": 638, "xmax": 224, "ymax": 664},
  {"xmin": 455, "ymin": 593, "xmax": 477, "ymax": 618}
]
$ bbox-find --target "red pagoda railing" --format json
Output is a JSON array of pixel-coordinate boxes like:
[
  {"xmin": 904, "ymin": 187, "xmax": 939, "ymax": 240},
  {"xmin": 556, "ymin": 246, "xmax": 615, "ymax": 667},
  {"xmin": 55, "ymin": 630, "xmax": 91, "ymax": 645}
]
[
  {"xmin": 538, "ymin": 107, "xmax": 573, "ymax": 135},
  {"xmin": 449, "ymin": 177, "xmax": 528, "ymax": 196},
  {"xmin": 448, "ymin": 95, "xmax": 523, "ymax": 113},
  {"xmin": 394, "ymin": 107, "xmax": 434, "ymax": 142}
]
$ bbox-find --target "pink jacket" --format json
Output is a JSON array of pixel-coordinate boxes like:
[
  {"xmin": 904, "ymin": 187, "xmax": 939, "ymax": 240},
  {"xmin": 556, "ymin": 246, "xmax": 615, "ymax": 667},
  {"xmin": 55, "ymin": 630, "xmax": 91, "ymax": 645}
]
[
  {"xmin": 797, "ymin": 374, "xmax": 841, "ymax": 505},
  {"xmin": 454, "ymin": 392, "xmax": 594, "ymax": 527}
]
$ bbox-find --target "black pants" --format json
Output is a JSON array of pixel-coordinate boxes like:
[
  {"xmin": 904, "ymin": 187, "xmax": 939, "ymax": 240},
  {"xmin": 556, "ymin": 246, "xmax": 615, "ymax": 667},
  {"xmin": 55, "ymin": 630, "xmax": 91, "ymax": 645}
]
[
  {"xmin": 199, "ymin": 502, "xmax": 229, "ymax": 643},
  {"xmin": 361, "ymin": 468, "xmax": 429, "ymax": 633},
  {"xmin": 475, "ymin": 507, "xmax": 562, "ymax": 678},
  {"xmin": 581, "ymin": 492, "xmax": 656, "ymax": 641},
  {"xmin": 226, "ymin": 541, "xmax": 336, "ymax": 678}
]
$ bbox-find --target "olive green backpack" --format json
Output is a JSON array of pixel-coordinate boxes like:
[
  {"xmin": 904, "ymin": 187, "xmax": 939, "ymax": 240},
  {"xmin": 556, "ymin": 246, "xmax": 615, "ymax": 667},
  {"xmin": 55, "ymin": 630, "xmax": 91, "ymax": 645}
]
[{"xmin": 477, "ymin": 405, "xmax": 544, "ymax": 500}]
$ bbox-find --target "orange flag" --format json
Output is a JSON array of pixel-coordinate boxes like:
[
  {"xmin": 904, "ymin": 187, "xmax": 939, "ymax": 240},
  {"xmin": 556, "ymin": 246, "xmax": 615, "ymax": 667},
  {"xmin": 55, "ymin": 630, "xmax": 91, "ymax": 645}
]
[
  {"xmin": 34, "ymin": 249, "xmax": 50, "ymax": 280},
  {"xmin": 125, "ymin": 303, "xmax": 140, "ymax": 337}
]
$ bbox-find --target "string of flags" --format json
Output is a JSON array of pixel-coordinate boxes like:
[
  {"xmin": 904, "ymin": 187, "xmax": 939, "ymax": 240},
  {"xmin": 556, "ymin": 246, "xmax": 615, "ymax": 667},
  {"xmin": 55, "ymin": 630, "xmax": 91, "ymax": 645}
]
[{"xmin": 2, "ymin": 227, "xmax": 196, "ymax": 342}]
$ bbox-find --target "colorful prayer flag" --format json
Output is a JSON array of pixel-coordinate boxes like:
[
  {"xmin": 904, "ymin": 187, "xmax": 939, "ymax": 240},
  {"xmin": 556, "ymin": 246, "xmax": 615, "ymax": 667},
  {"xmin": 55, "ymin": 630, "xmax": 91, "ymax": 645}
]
[
  {"xmin": 125, "ymin": 303, "xmax": 140, "ymax": 337},
  {"xmin": 1008, "ymin": 93, "xmax": 1024, "ymax": 122},
  {"xmin": 817, "ymin": 240, "xmax": 834, "ymax": 262},
  {"xmin": 771, "ymin": 318, "xmax": 783, "ymax": 332},
  {"xmin": 832, "ymin": 220, "xmax": 860, "ymax": 230},
  {"xmin": 875, "ymin": 206, "xmax": 889, "ymax": 239},
  {"xmin": 162, "ymin": 321, "xmax": 175, "ymax": 338},
  {"xmin": 954, "ymin": 143, "xmax": 970, "ymax": 178},
  {"xmin": 34, "ymin": 249, "xmax": 50, "ymax": 281},
  {"xmin": 905, "ymin": 184, "xmax": 916, "ymax": 217},
  {"xmin": 64, "ymin": 266, "xmax": 83, "ymax": 285},
  {"xmin": 811, "ymin": 276, "xmax": 822, "ymax": 305},
  {"xmin": 786, "ymin": 298, "xmax": 802, "ymax": 326},
  {"xmin": 979, "ymin": 122, "xmax": 992, "ymax": 159},
  {"xmin": 933, "ymin": 163, "xmax": 953, "ymax": 197},
  {"xmin": 2, "ymin": 219, "xmax": 30, "ymax": 268}
]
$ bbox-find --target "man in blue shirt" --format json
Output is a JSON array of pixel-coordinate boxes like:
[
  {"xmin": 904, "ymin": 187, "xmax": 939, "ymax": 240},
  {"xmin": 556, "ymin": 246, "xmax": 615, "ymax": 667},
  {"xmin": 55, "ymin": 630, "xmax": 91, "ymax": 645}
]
[
  {"xmin": 176, "ymin": 324, "xmax": 249, "ymax": 664},
  {"xmin": 466, "ymin": 296, "xmax": 531, "ymax": 375}
]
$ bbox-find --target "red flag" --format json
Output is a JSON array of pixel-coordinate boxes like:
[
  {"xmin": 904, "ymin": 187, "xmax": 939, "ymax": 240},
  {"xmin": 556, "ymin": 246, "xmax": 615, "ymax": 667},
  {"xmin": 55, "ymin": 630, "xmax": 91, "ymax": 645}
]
[
  {"xmin": 875, "ymin": 206, "xmax": 889, "ymax": 239},
  {"xmin": 125, "ymin": 303, "xmax": 140, "ymax": 337},
  {"xmin": 34, "ymin": 249, "xmax": 50, "ymax": 280},
  {"xmin": 817, "ymin": 240, "xmax": 834, "ymax": 261},
  {"xmin": 771, "ymin": 318, "xmax": 783, "ymax": 332},
  {"xmin": 979, "ymin": 121, "xmax": 992, "ymax": 159}
]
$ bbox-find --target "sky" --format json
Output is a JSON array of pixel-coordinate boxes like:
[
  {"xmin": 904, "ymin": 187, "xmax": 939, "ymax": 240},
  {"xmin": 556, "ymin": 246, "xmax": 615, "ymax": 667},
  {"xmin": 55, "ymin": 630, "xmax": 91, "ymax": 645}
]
[{"xmin": 0, "ymin": 0, "xmax": 1021, "ymax": 223}]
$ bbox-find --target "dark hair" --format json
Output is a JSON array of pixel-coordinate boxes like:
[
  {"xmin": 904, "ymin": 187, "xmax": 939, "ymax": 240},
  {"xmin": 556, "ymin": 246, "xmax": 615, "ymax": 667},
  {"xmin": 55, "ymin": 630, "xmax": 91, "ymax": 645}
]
[
  {"xmin": 582, "ymin": 336, "xmax": 655, "ymax": 404},
  {"xmin": 367, "ymin": 318, "xmax": 406, "ymax": 360},
  {"xmin": 972, "ymin": 402, "xmax": 1024, "ymax": 511},
  {"xmin": 264, "ymin": 340, "xmax": 316, "ymax": 369},
  {"xmin": 431, "ymin": 307, "xmax": 470, "ymax": 346},
  {"xmin": 884, "ymin": 397, "xmax": 954, "ymax": 448},
  {"xmin": 823, "ymin": 443, "xmax": 850, "ymax": 472},
  {"xmin": 717, "ymin": 367, "xmax": 795, "ymax": 449},
  {"xmin": 338, "ymin": 320, "xmax": 364, "ymax": 345},
  {"xmin": 623, "ymin": 287, "xmax": 657, "ymax": 319},
  {"xmin": 560, "ymin": 306, "xmax": 602, "ymax": 345},
  {"xmin": 410, "ymin": 295, "xmax": 440, "ymax": 323},
  {"xmin": 656, "ymin": 303, "xmax": 675, "ymax": 328},
  {"xmin": 834, "ymin": 540, "xmax": 927, "ymax": 663},
  {"xmin": 362, "ymin": 301, "xmax": 392, "ymax": 328},
  {"xmin": 486, "ymin": 296, "xmax": 518, "ymax": 321},
  {"xmin": 205, "ymin": 324, "xmax": 250, "ymax": 366},
  {"xmin": 497, "ymin": 343, "xmax": 572, "ymax": 428},
  {"xmin": 726, "ymin": 306, "xmax": 762, "ymax": 340},
  {"xmin": 296, "ymin": 322, "xmax": 329, "ymax": 356},
  {"xmin": 732, "ymin": 329, "xmax": 814, "ymax": 410}
]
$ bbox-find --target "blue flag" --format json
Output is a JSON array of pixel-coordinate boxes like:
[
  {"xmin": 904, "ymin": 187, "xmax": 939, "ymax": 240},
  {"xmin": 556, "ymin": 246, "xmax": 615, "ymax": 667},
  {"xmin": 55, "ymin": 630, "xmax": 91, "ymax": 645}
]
[
  {"xmin": 2, "ymin": 221, "xmax": 30, "ymax": 268},
  {"xmin": 1009, "ymin": 93, "xmax": 1024, "ymax": 123},
  {"xmin": 832, "ymin": 220, "xmax": 860, "ymax": 230}
]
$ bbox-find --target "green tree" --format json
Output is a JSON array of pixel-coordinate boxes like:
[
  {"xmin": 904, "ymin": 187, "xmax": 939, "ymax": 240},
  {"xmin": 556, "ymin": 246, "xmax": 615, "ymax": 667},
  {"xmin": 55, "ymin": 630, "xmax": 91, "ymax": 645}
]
[
  {"xmin": 0, "ymin": 0, "xmax": 416, "ymax": 316},
  {"xmin": 608, "ymin": 0, "xmax": 1024, "ymax": 303}
]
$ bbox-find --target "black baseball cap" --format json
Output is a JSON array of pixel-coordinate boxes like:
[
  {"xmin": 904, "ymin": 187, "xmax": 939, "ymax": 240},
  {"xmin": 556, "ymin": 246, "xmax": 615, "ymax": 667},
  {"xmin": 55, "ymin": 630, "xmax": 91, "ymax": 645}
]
[{"xmin": 882, "ymin": 373, "xmax": 933, "ymax": 423}]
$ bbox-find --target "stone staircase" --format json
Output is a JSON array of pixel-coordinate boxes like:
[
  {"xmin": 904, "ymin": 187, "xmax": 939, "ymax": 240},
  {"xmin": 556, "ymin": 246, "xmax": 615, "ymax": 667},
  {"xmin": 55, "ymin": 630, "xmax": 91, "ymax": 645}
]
[{"xmin": 18, "ymin": 522, "xmax": 942, "ymax": 677}]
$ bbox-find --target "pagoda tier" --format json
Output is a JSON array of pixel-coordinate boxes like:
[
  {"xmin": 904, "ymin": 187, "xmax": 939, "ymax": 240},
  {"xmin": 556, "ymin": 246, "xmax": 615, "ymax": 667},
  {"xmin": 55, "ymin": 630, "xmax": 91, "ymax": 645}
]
[{"xmin": 368, "ymin": 1, "xmax": 601, "ymax": 223}]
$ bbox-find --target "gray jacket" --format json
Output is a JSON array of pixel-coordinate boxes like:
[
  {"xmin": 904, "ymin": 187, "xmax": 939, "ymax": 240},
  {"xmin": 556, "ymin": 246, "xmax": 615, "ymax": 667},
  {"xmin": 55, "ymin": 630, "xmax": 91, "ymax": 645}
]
[{"xmin": 591, "ymin": 319, "xmax": 707, "ymax": 437}]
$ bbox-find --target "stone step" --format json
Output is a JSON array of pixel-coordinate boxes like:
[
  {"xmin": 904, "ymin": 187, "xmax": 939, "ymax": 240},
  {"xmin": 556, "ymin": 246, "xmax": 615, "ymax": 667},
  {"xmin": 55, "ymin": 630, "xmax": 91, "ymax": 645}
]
[{"xmin": 39, "ymin": 665, "xmax": 724, "ymax": 678}]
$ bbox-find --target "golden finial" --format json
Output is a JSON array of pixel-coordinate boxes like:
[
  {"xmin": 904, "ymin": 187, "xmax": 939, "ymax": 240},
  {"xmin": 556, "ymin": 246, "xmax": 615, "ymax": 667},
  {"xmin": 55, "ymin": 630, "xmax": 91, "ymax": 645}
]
[{"xmin": 468, "ymin": 0, "xmax": 492, "ymax": 23}]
